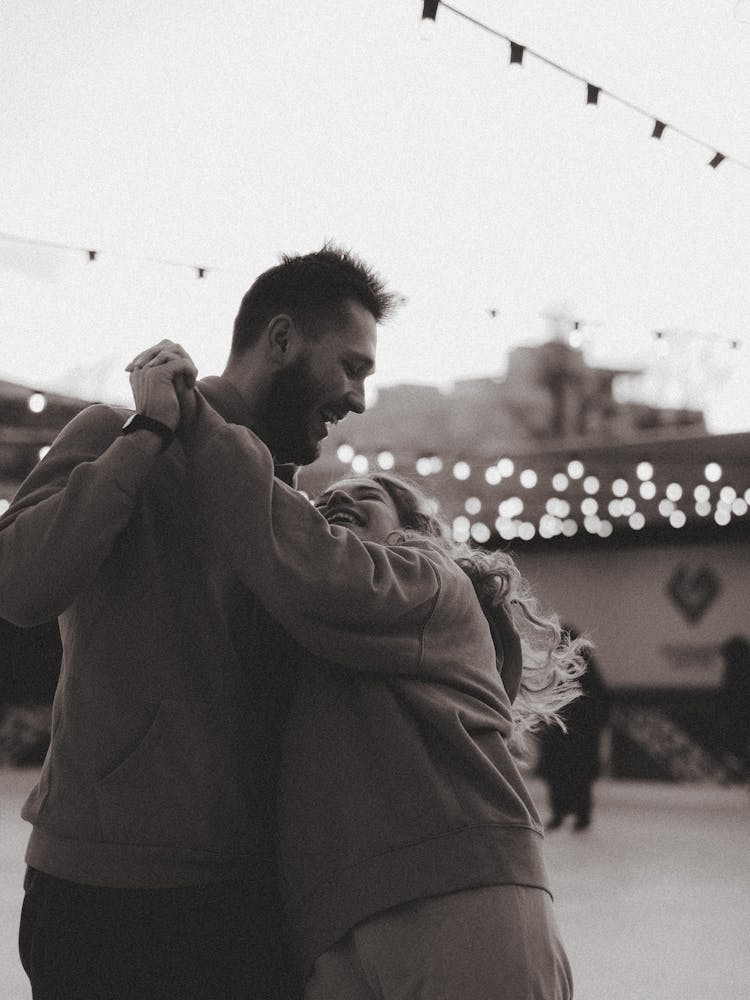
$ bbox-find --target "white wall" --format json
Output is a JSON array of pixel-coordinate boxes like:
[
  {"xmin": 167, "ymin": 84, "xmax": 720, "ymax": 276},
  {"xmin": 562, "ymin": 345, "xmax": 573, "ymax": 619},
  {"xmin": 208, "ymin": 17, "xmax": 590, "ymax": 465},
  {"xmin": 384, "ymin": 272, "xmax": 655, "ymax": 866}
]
[{"xmin": 513, "ymin": 539, "xmax": 750, "ymax": 689}]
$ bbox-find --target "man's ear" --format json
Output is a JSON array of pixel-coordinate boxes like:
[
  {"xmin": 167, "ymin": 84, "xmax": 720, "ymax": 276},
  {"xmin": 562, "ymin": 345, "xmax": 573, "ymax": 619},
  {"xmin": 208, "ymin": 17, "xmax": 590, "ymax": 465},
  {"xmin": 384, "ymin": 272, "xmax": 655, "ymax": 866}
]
[{"xmin": 266, "ymin": 314, "xmax": 297, "ymax": 364}]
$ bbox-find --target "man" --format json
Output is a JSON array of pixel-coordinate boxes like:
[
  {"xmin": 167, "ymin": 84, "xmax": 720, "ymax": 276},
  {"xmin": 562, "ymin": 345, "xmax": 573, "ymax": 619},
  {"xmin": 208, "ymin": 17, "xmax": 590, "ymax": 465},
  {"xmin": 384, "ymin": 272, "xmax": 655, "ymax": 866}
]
[{"xmin": 0, "ymin": 244, "xmax": 396, "ymax": 1000}]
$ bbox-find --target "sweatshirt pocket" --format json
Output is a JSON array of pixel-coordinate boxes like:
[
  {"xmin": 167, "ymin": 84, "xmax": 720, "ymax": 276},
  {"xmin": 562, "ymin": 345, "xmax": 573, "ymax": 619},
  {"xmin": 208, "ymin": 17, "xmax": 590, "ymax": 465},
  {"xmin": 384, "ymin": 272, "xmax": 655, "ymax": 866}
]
[{"xmin": 95, "ymin": 699, "xmax": 267, "ymax": 855}]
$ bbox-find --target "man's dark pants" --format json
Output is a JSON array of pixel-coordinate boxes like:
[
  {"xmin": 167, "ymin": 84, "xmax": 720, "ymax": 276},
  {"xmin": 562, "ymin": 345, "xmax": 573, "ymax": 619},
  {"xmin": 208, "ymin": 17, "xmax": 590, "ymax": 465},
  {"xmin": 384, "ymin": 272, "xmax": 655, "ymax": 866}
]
[{"xmin": 20, "ymin": 867, "xmax": 302, "ymax": 1000}]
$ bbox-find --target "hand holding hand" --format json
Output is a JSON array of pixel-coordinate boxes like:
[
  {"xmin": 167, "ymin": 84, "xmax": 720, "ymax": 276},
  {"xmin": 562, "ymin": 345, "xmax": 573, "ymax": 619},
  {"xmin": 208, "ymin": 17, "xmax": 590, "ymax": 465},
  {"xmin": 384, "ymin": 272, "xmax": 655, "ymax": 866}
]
[{"xmin": 126, "ymin": 340, "xmax": 199, "ymax": 433}]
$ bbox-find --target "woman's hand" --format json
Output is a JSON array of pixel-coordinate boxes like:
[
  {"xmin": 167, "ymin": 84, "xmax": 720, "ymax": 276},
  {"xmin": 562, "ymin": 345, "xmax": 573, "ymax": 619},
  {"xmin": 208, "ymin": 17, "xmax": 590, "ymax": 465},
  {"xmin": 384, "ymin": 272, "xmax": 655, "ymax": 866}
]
[{"xmin": 126, "ymin": 340, "xmax": 199, "ymax": 432}]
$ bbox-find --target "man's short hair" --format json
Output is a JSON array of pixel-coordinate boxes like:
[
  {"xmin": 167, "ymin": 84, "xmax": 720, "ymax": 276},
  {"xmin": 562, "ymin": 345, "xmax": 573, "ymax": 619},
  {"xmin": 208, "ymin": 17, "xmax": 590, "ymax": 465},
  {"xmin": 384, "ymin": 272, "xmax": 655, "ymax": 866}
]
[{"xmin": 231, "ymin": 242, "xmax": 398, "ymax": 352}]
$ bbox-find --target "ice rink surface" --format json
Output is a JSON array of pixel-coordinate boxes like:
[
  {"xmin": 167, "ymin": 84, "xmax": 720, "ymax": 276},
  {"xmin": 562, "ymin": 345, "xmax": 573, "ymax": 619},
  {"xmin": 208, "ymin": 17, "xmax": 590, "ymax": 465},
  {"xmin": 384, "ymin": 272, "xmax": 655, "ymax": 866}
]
[{"xmin": 1, "ymin": 768, "xmax": 747, "ymax": 999}]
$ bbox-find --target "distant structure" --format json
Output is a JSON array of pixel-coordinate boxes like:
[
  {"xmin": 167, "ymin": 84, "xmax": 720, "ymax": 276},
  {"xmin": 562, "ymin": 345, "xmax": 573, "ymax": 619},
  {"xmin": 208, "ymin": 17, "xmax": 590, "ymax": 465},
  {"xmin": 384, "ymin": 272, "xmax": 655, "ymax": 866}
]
[
  {"xmin": 0, "ymin": 380, "xmax": 94, "ymax": 503},
  {"xmin": 321, "ymin": 337, "xmax": 704, "ymax": 461}
]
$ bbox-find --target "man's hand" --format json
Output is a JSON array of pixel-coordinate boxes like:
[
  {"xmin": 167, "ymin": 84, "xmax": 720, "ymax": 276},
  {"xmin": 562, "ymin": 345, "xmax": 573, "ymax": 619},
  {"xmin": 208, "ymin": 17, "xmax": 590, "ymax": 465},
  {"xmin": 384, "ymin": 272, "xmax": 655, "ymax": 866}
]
[{"xmin": 126, "ymin": 341, "xmax": 199, "ymax": 433}]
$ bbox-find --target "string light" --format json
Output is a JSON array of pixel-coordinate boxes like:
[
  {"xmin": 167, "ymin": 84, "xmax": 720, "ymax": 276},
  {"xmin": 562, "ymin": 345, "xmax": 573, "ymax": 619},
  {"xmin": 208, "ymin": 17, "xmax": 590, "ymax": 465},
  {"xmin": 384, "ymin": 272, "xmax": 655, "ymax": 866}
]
[
  {"xmin": 546, "ymin": 497, "xmax": 570, "ymax": 518},
  {"xmin": 453, "ymin": 515, "xmax": 471, "ymax": 541},
  {"xmin": 27, "ymin": 392, "xmax": 47, "ymax": 413},
  {"xmin": 611, "ymin": 478, "xmax": 629, "ymax": 497},
  {"xmin": 420, "ymin": 0, "xmax": 439, "ymax": 39},
  {"xmin": 636, "ymin": 462, "xmax": 654, "ymax": 481},
  {"xmin": 316, "ymin": 438, "xmax": 745, "ymax": 545},
  {"xmin": 654, "ymin": 330, "xmax": 670, "ymax": 357},
  {"xmin": 0, "ymin": 231, "xmax": 254, "ymax": 282},
  {"xmin": 509, "ymin": 41, "xmax": 524, "ymax": 66},
  {"xmin": 431, "ymin": 2, "xmax": 750, "ymax": 178},
  {"xmin": 495, "ymin": 517, "xmax": 516, "ymax": 540},
  {"xmin": 654, "ymin": 327, "xmax": 743, "ymax": 351},
  {"xmin": 705, "ymin": 462, "xmax": 722, "ymax": 482},
  {"xmin": 499, "ymin": 496, "xmax": 524, "ymax": 519},
  {"xmin": 583, "ymin": 475, "xmax": 600, "ymax": 494},
  {"xmin": 471, "ymin": 522, "xmax": 491, "ymax": 543},
  {"xmin": 567, "ymin": 459, "xmax": 584, "ymax": 479}
]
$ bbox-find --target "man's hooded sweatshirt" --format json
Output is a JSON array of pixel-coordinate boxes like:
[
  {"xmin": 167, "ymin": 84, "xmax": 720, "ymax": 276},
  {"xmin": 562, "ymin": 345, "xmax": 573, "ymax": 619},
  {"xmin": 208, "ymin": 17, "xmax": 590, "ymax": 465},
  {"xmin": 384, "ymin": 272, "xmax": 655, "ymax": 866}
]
[
  {"xmin": 185, "ymin": 397, "xmax": 552, "ymax": 977},
  {"xmin": 0, "ymin": 379, "xmax": 293, "ymax": 889}
]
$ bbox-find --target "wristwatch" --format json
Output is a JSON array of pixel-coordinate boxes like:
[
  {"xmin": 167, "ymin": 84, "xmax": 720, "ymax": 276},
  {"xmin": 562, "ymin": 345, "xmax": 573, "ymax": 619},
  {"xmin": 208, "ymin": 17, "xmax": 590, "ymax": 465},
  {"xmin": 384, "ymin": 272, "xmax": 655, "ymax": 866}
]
[{"xmin": 121, "ymin": 413, "xmax": 175, "ymax": 452}]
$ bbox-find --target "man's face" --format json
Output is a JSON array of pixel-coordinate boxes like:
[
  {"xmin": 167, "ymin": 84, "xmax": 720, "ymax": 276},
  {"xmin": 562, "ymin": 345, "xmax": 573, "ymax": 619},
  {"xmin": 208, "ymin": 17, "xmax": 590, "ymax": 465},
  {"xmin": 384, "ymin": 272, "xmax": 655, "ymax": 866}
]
[{"xmin": 263, "ymin": 300, "xmax": 377, "ymax": 465}]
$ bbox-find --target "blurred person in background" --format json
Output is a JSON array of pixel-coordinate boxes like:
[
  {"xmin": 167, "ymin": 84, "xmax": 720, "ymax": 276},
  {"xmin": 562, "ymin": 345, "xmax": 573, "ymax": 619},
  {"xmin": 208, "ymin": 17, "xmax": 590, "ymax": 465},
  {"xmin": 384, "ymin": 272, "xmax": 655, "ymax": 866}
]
[
  {"xmin": 718, "ymin": 635, "xmax": 750, "ymax": 783},
  {"xmin": 0, "ymin": 244, "xmax": 395, "ymax": 1000},
  {"xmin": 126, "ymin": 340, "xmax": 587, "ymax": 1000},
  {"xmin": 538, "ymin": 628, "xmax": 609, "ymax": 831}
]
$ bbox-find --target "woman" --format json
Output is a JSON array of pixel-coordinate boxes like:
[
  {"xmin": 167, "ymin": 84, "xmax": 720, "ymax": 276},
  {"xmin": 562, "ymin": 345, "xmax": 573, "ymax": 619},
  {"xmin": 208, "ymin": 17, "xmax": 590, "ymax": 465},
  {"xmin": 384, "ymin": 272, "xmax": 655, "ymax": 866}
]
[{"xmin": 129, "ymin": 348, "xmax": 585, "ymax": 999}]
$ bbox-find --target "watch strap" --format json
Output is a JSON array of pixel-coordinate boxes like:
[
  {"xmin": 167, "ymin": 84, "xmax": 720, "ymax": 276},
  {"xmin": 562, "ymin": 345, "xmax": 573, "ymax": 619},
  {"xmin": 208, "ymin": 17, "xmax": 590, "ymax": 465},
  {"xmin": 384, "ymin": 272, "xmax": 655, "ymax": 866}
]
[{"xmin": 121, "ymin": 412, "xmax": 175, "ymax": 452}]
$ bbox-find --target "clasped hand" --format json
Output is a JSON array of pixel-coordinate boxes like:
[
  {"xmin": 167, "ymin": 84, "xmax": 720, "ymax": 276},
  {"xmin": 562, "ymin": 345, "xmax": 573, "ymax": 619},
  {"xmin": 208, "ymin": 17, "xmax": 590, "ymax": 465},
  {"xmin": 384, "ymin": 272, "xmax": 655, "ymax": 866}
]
[{"xmin": 126, "ymin": 340, "xmax": 199, "ymax": 433}]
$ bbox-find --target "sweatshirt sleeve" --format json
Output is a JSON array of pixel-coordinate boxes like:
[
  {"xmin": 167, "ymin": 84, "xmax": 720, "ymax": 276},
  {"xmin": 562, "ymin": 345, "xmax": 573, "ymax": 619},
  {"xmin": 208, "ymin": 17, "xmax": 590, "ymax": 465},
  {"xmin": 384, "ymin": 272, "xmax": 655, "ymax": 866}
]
[
  {"xmin": 0, "ymin": 404, "xmax": 163, "ymax": 626},
  {"xmin": 186, "ymin": 395, "xmax": 459, "ymax": 676}
]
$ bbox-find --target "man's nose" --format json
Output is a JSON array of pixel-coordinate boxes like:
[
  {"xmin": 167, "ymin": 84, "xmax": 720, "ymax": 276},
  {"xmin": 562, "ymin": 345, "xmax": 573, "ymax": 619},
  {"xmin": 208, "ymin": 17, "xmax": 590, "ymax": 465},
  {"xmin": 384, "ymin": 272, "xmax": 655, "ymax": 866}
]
[{"xmin": 346, "ymin": 382, "xmax": 366, "ymax": 414}]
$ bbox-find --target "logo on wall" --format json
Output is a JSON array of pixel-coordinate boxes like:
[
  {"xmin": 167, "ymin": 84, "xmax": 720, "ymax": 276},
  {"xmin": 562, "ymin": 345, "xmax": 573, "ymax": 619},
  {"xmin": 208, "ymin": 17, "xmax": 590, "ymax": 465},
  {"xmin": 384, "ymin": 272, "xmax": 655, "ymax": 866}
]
[{"xmin": 667, "ymin": 565, "xmax": 721, "ymax": 623}]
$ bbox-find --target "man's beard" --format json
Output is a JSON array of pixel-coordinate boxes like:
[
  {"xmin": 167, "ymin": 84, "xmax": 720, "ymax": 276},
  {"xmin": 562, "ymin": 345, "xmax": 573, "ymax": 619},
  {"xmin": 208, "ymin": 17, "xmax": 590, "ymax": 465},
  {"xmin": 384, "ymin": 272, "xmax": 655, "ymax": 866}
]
[{"xmin": 260, "ymin": 356, "xmax": 326, "ymax": 465}]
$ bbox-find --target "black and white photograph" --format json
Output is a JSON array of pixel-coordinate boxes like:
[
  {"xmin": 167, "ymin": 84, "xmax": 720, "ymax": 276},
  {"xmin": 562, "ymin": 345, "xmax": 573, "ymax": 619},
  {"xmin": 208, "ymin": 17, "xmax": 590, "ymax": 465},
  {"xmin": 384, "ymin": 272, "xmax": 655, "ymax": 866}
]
[{"xmin": 1, "ymin": 2, "xmax": 749, "ymax": 998}]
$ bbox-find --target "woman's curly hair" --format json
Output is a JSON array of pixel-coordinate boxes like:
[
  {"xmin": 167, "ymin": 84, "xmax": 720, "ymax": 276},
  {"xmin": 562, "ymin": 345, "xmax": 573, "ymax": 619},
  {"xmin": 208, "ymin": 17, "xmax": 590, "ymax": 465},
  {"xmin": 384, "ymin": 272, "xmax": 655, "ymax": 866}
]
[{"xmin": 360, "ymin": 472, "xmax": 590, "ymax": 745}]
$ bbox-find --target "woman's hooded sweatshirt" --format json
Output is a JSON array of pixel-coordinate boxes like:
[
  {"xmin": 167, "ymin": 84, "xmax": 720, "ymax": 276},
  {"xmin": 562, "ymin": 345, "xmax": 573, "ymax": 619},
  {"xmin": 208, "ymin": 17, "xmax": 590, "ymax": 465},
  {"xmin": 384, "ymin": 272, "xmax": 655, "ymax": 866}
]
[{"xmin": 186, "ymin": 396, "xmax": 551, "ymax": 977}]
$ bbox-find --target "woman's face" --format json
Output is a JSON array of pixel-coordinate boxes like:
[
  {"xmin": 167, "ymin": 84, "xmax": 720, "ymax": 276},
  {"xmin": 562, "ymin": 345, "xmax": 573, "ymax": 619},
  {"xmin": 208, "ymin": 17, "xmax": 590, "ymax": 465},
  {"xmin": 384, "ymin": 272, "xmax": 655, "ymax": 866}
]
[{"xmin": 314, "ymin": 477, "xmax": 403, "ymax": 542}]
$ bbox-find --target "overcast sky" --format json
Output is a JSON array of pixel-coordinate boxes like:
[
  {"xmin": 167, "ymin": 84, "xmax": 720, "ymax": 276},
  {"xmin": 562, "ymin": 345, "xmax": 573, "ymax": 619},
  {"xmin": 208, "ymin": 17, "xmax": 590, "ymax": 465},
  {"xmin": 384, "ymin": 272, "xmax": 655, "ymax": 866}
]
[{"xmin": 3, "ymin": 0, "xmax": 750, "ymax": 431}]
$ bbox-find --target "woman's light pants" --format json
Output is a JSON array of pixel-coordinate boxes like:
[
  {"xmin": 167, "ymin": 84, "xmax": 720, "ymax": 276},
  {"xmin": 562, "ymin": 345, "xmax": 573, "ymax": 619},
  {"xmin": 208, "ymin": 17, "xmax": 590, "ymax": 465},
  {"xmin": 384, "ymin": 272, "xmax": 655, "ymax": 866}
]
[{"xmin": 305, "ymin": 884, "xmax": 573, "ymax": 1000}]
